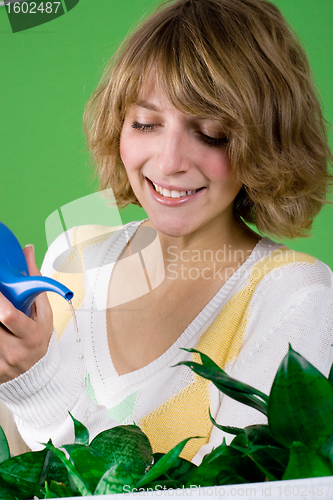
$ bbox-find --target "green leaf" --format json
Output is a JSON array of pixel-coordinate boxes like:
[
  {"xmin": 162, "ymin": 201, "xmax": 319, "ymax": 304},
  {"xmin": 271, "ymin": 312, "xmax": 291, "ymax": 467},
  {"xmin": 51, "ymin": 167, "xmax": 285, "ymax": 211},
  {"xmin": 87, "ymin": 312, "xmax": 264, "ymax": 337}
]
[
  {"xmin": 90, "ymin": 425, "xmax": 153, "ymax": 478},
  {"xmin": 179, "ymin": 349, "xmax": 269, "ymax": 402},
  {"xmin": 176, "ymin": 359, "xmax": 268, "ymax": 415},
  {"xmin": 44, "ymin": 481, "xmax": 58, "ymax": 499},
  {"xmin": 208, "ymin": 408, "xmax": 246, "ymax": 436},
  {"xmin": 318, "ymin": 434, "xmax": 333, "ymax": 470},
  {"xmin": 150, "ymin": 453, "xmax": 196, "ymax": 487},
  {"xmin": 186, "ymin": 441, "xmax": 263, "ymax": 487},
  {"xmin": 328, "ymin": 362, "xmax": 333, "ymax": 385},
  {"xmin": 94, "ymin": 462, "xmax": 136, "ymax": 495},
  {"xmin": 0, "ymin": 477, "xmax": 24, "ymax": 500},
  {"xmin": 181, "ymin": 348, "xmax": 222, "ymax": 369},
  {"xmin": 62, "ymin": 444, "xmax": 107, "ymax": 493},
  {"xmin": 39, "ymin": 447, "xmax": 70, "ymax": 489},
  {"xmin": 244, "ymin": 445, "xmax": 289, "ymax": 480},
  {"xmin": 187, "ymin": 442, "xmax": 230, "ymax": 487},
  {"xmin": 200, "ymin": 439, "xmax": 228, "ymax": 464},
  {"xmin": 69, "ymin": 413, "xmax": 89, "ymax": 446},
  {"xmin": 0, "ymin": 449, "xmax": 47, "ymax": 498},
  {"xmin": 268, "ymin": 347, "xmax": 333, "ymax": 450},
  {"xmin": 282, "ymin": 442, "xmax": 332, "ymax": 480},
  {"xmin": 0, "ymin": 427, "xmax": 10, "ymax": 465},
  {"xmin": 46, "ymin": 480, "xmax": 78, "ymax": 498},
  {"xmin": 136, "ymin": 437, "xmax": 201, "ymax": 488},
  {"xmin": 44, "ymin": 443, "xmax": 92, "ymax": 496},
  {"xmin": 244, "ymin": 424, "xmax": 283, "ymax": 447},
  {"xmin": 230, "ymin": 433, "xmax": 249, "ymax": 450}
]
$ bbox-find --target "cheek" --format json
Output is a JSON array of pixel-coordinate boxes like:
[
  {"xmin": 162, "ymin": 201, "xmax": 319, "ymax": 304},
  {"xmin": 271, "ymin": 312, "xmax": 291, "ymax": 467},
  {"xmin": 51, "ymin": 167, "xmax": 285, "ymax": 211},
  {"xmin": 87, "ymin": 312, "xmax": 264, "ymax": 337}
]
[
  {"xmin": 205, "ymin": 152, "xmax": 242, "ymax": 198},
  {"xmin": 203, "ymin": 150, "xmax": 235, "ymax": 181},
  {"xmin": 119, "ymin": 131, "xmax": 149, "ymax": 174},
  {"xmin": 119, "ymin": 132, "xmax": 132, "ymax": 169}
]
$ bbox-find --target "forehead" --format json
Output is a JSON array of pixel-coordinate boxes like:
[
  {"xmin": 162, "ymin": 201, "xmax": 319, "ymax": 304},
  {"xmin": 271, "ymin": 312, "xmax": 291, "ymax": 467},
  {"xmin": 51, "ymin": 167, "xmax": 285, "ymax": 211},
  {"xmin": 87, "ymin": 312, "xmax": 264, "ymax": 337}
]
[
  {"xmin": 134, "ymin": 76, "xmax": 218, "ymax": 123},
  {"xmin": 136, "ymin": 79, "xmax": 174, "ymax": 111},
  {"xmin": 127, "ymin": 64, "xmax": 228, "ymax": 125}
]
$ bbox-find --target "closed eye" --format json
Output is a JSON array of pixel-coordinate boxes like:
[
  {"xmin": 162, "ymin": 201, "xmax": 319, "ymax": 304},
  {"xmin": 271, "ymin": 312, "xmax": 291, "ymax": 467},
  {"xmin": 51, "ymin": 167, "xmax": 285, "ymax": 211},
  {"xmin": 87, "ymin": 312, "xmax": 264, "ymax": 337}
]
[
  {"xmin": 198, "ymin": 133, "xmax": 229, "ymax": 147},
  {"xmin": 131, "ymin": 121, "xmax": 156, "ymax": 132}
]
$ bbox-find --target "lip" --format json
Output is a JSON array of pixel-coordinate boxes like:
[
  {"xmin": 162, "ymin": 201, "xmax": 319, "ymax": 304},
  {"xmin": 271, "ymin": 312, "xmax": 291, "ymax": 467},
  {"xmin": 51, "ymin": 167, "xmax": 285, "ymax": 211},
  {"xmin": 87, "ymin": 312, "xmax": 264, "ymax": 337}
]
[
  {"xmin": 146, "ymin": 177, "xmax": 202, "ymax": 192},
  {"xmin": 146, "ymin": 177, "xmax": 205, "ymax": 206}
]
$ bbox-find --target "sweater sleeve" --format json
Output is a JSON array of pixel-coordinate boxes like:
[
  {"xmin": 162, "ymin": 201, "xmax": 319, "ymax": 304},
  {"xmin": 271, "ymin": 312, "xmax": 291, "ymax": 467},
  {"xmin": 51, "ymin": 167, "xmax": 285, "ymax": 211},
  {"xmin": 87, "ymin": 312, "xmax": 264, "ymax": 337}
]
[
  {"xmin": 0, "ymin": 331, "xmax": 118, "ymax": 450},
  {"xmin": 192, "ymin": 259, "xmax": 333, "ymax": 465},
  {"xmin": 0, "ymin": 227, "xmax": 119, "ymax": 451}
]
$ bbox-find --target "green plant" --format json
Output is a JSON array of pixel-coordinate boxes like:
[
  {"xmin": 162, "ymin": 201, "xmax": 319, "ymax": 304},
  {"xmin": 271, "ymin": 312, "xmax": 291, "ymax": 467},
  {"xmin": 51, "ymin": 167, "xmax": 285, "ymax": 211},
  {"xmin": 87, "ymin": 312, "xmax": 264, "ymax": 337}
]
[
  {"xmin": 177, "ymin": 345, "xmax": 333, "ymax": 484},
  {"xmin": 0, "ymin": 346, "xmax": 332, "ymax": 498},
  {"xmin": 0, "ymin": 415, "xmax": 199, "ymax": 498}
]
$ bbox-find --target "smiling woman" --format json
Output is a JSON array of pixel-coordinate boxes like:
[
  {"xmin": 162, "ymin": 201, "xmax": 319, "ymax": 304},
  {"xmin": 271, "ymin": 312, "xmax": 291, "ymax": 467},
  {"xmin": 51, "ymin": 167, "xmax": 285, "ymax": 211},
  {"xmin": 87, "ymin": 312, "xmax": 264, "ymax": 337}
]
[{"xmin": 0, "ymin": 0, "xmax": 332, "ymax": 466}]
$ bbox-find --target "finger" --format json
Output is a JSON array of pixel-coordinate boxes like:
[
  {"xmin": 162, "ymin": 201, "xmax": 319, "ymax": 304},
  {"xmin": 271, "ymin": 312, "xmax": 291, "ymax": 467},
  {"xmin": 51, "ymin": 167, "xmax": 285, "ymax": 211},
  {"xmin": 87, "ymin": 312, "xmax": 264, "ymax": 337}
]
[
  {"xmin": 30, "ymin": 291, "xmax": 53, "ymax": 336},
  {"xmin": 23, "ymin": 244, "xmax": 41, "ymax": 277},
  {"xmin": 0, "ymin": 294, "xmax": 51, "ymax": 381},
  {"xmin": 0, "ymin": 291, "xmax": 52, "ymax": 350},
  {"xmin": 23, "ymin": 245, "xmax": 52, "ymax": 323},
  {"xmin": 0, "ymin": 291, "xmax": 32, "ymax": 338}
]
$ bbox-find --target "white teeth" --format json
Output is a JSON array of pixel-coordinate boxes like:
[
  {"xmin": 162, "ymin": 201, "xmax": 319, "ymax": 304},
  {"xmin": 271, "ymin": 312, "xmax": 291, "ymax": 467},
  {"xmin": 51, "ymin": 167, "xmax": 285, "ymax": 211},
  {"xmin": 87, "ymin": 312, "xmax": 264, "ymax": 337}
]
[{"xmin": 152, "ymin": 181, "xmax": 200, "ymax": 198}]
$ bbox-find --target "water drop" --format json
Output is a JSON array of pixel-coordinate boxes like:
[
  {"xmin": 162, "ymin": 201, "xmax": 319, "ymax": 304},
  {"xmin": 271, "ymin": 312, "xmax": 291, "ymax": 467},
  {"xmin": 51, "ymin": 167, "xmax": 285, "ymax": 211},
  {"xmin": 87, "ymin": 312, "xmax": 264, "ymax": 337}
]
[{"xmin": 68, "ymin": 299, "xmax": 80, "ymax": 342}]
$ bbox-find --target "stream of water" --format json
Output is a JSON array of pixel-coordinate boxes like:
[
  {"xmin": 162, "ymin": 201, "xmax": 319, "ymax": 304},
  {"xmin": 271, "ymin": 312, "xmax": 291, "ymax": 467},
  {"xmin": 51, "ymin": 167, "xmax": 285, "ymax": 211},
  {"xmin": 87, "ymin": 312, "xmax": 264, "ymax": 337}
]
[{"xmin": 68, "ymin": 299, "xmax": 80, "ymax": 342}]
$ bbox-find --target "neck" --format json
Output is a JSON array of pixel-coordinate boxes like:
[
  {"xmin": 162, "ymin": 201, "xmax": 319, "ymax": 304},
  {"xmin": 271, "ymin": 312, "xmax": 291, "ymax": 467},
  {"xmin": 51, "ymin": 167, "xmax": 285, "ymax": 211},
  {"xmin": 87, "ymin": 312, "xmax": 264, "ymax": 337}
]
[{"xmin": 140, "ymin": 214, "xmax": 261, "ymax": 276}]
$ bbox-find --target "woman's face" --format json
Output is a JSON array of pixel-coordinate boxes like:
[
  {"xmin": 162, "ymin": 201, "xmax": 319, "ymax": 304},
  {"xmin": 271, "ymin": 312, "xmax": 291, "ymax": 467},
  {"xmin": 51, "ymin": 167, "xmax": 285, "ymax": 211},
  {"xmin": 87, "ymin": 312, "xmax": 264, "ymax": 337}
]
[{"xmin": 120, "ymin": 81, "xmax": 242, "ymax": 239}]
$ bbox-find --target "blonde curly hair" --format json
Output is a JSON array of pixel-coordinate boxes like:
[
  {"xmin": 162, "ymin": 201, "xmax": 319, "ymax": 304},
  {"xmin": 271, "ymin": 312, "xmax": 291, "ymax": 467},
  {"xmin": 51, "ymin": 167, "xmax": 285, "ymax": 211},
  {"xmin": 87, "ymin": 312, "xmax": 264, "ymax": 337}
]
[{"xmin": 83, "ymin": 0, "xmax": 332, "ymax": 239}]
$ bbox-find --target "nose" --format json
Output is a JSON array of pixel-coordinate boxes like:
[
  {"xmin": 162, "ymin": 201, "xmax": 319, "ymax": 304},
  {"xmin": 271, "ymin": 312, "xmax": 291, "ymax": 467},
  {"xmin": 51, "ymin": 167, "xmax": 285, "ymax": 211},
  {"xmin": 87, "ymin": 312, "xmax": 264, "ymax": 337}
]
[{"xmin": 155, "ymin": 124, "xmax": 191, "ymax": 177}]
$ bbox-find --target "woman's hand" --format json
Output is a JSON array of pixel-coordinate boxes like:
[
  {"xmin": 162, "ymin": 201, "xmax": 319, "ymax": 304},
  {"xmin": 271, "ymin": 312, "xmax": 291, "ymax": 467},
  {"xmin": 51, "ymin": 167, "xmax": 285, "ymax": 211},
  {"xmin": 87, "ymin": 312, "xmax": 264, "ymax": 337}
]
[{"xmin": 0, "ymin": 245, "xmax": 53, "ymax": 384}]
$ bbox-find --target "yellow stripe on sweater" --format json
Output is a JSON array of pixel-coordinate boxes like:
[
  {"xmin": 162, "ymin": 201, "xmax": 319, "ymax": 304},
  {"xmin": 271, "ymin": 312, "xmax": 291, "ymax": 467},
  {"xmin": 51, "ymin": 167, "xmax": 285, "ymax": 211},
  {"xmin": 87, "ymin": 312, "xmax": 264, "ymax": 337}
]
[
  {"xmin": 139, "ymin": 248, "xmax": 316, "ymax": 460},
  {"xmin": 47, "ymin": 225, "xmax": 120, "ymax": 340}
]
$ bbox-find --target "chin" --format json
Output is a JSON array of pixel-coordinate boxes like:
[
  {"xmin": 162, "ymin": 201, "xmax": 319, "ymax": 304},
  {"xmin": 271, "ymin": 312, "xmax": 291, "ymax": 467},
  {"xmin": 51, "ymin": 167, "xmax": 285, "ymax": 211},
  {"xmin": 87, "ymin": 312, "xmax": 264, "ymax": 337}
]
[{"xmin": 149, "ymin": 214, "xmax": 197, "ymax": 238}]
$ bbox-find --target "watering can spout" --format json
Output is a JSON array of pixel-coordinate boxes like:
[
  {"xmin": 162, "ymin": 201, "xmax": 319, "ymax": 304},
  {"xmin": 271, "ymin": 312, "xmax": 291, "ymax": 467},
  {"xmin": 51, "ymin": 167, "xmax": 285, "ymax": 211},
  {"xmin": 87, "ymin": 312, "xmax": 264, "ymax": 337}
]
[
  {"xmin": 0, "ymin": 221, "xmax": 73, "ymax": 316},
  {"xmin": 6, "ymin": 276, "xmax": 73, "ymax": 316}
]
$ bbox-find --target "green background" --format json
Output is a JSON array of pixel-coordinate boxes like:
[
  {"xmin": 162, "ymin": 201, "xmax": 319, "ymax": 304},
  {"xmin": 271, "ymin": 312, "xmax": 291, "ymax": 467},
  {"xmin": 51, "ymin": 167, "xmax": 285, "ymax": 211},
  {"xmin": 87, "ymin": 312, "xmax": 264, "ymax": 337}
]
[{"xmin": 0, "ymin": 0, "xmax": 332, "ymax": 268}]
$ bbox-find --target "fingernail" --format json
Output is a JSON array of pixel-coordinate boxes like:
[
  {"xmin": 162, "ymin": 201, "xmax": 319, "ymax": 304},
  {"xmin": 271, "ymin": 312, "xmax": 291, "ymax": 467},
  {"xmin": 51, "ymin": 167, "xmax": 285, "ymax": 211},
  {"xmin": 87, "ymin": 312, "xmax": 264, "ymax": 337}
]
[{"xmin": 25, "ymin": 244, "xmax": 34, "ymax": 254}]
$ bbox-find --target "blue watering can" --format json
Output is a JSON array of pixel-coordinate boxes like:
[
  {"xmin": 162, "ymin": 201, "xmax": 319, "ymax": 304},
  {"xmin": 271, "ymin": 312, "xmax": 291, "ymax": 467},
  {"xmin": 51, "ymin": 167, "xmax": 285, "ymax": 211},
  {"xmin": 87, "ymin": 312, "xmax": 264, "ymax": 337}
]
[{"xmin": 0, "ymin": 221, "xmax": 73, "ymax": 317}]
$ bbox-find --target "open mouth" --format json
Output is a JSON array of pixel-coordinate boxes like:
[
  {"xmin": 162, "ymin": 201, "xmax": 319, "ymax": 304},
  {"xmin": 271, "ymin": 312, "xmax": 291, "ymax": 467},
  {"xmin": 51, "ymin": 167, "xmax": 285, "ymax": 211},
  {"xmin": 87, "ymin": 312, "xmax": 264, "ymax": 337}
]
[{"xmin": 149, "ymin": 179, "xmax": 205, "ymax": 199}]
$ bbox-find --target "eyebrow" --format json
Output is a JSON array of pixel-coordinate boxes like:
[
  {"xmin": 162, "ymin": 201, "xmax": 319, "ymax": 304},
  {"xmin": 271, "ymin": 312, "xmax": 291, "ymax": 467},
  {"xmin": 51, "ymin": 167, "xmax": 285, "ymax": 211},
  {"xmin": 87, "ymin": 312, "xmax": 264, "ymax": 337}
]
[
  {"xmin": 135, "ymin": 100, "xmax": 220, "ymax": 124},
  {"xmin": 136, "ymin": 100, "xmax": 161, "ymax": 112}
]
